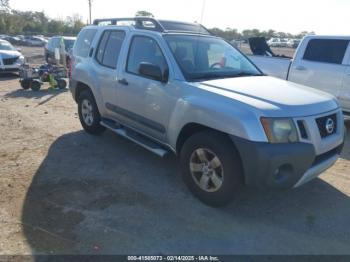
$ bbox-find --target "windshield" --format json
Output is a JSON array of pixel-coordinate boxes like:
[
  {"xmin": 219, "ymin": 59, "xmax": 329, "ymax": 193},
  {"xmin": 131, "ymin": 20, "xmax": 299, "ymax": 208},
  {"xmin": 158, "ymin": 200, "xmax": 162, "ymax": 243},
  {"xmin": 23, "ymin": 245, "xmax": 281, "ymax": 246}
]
[
  {"xmin": 0, "ymin": 41, "xmax": 15, "ymax": 51},
  {"xmin": 164, "ymin": 35, "xmax": 262, "ymax": 81}
]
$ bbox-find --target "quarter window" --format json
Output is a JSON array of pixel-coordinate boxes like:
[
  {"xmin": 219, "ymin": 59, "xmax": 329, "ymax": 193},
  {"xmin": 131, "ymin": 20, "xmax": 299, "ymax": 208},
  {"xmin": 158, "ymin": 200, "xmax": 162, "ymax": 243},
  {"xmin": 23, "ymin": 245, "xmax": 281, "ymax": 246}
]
[
  {"xmin": 303, "ymin": 39, "xmax": 349, "ymax": 64},
  {"xmin": 74, "ymin": 29, "xmax": 97, "ymax": 58},
  {"xmin": 126, "ymin": 36, "xmax": 168, "ymax": 76}
]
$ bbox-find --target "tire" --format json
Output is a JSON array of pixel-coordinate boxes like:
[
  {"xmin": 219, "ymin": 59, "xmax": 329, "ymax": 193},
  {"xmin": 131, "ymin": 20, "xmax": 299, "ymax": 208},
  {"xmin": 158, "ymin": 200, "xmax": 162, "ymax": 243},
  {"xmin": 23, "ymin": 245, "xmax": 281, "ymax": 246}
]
[
  {"xmin": 20, "ymin": 79, "xmax": 31, "ymax": 90},
  {"xmin": 30, "ymin": 80, "xmax": 41, "ymax": 91},
  {"xmin": 77, "ymin": 90, "xmax": 106, "ymax": 135},
  {"xmin": 180, "ymin": 130, "xmax": 243, "ymax": 207},
  {"xmin": 57, "ymin": 79, "xmax": 67, "ymax": 89}
]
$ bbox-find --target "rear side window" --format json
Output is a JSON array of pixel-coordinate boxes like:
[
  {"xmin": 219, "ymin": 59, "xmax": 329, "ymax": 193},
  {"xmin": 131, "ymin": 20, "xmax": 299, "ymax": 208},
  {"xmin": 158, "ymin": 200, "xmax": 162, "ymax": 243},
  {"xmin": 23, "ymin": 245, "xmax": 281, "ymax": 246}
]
[
  {"xmin": 95, "ymin": 30, "xmax": 125, "ymax": 69},
  {"xmin": 74, "ymin": 29, "xmax": 97, "ymax": 58},
  {"xmin": 303, "ymin": 39, "xmax": 349, "ymax": 64}
]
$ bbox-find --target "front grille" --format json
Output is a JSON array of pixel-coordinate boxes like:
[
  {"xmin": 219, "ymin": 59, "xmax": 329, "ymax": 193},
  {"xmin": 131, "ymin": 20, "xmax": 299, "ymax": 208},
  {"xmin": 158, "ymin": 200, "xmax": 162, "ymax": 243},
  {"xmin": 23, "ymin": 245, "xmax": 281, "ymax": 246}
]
[
  {"xmin": 315, "ymin": 114, "xmax": 337, "ymax": 138},
  {"xmin": 2, "ymin": 56, "xmax": 19, "ymax": 65}
]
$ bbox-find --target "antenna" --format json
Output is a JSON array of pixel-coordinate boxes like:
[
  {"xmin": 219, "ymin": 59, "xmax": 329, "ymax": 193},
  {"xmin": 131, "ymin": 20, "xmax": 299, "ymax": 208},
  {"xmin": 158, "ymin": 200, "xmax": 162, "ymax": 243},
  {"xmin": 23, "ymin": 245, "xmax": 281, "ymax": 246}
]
[
  {"xmin": 88, "ymin": 0, "xmax": 92, "ymax": 24},
  {"xmin": 199, "ymin": 0, "xmax": 206, "ymax": 26}
]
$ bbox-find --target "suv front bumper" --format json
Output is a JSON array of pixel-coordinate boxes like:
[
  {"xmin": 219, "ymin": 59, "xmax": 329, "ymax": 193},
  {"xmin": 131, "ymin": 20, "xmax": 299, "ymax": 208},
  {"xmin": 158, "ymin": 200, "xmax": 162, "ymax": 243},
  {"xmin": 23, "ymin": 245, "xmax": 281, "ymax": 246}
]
[{"xmin": 231, "ymin": 135, "xmax": 345, "ymax": 189}]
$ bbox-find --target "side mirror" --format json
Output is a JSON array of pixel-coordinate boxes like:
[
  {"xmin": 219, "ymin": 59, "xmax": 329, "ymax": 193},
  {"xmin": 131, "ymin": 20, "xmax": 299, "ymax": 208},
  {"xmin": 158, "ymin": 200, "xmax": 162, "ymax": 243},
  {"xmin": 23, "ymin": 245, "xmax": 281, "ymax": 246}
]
[
  {"xmin": 17, "ymin": 48, "xmax": 21, "ymax": 52},
  {"xmin": 139, "ymin": 62, "xmax": 168, "ymax": 83}
]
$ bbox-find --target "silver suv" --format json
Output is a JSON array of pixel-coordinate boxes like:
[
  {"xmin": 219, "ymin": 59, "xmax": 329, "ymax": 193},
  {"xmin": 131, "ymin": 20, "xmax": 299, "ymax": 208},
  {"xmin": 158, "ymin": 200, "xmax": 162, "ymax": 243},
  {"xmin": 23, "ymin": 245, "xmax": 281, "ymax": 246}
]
[{"xmin": 70, "ymin": 18, "xmax": 345, "ymax": 206}]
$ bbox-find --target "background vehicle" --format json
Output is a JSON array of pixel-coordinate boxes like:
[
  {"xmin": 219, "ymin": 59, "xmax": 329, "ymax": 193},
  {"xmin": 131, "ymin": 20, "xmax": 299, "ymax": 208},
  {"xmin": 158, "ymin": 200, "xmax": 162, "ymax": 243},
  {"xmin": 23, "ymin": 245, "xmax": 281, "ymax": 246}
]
[
  {"xmin": 287, "ymin": 39, "xmax": 301, "ymax": 48},
  {"xmin": 267, "ymin": 38, "xmax": 288, "ymax": 47},
  {"xmin": 23, "ymin": 36, "xmax": 47, "ymax": 47},
  {"xmin": 45, "ymin": 36, "xmax": 76, "ymax": 67},
  {"xmin": 70, "ymin": 18, "xmax": 344, "ymax": 206},
  {"xmin": 248, "ymin": 36, "xmax": 350, "ymax": 117},
  {"xmin": 0, "ymin": 39, "xmax": 25, "ymax": 73}
]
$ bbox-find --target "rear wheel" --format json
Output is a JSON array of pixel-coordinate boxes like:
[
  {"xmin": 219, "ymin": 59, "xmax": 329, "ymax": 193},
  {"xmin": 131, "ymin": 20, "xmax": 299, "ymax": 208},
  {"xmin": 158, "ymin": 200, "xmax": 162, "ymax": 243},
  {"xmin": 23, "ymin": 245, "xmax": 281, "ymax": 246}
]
[
  {"xmin": 30, "ymin": 80, "xmax": 41, "ymax": 91},
  {"xmin": 180, "ymin": 130, "xmax": 243, "ymax": 207},
  {"xmin": 78, "ymin": 90, "xmax": 105, "ymax": 135}
]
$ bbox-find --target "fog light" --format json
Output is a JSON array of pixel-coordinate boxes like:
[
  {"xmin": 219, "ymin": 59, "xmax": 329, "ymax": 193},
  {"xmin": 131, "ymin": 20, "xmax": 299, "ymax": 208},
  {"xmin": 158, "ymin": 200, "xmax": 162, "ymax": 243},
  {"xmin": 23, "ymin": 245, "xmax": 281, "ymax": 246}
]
[{"xmin": 274, "ymin": 164, "xmax": 293, "ymax": 183}]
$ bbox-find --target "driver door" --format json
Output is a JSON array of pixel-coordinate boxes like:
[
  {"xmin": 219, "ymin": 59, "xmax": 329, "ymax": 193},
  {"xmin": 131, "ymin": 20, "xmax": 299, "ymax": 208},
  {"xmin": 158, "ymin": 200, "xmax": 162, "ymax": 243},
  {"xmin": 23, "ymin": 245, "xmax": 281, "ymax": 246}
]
[{"xmin": 115, "ymin": 35, "xmax": 174, "ymax": 142}]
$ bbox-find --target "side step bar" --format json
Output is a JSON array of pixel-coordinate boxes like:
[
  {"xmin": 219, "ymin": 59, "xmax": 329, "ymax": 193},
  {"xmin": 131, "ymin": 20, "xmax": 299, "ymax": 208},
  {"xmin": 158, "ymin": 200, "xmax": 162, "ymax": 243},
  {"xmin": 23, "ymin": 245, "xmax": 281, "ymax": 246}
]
[{"xmin": 100, "ymin": 120, "xmax": 169, "ymax": 157}]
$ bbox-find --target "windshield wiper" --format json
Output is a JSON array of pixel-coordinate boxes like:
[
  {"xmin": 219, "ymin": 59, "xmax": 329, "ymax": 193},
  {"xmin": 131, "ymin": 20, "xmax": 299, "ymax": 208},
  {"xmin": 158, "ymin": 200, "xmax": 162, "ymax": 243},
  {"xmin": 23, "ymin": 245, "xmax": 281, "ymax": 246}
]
[
  {"xmin": 189, "ymin": 72, "xmax": 262, "ymax": 81},
  {"xmin": 232, "ymin": 72, "xmax": 263, "ymax": 77}
]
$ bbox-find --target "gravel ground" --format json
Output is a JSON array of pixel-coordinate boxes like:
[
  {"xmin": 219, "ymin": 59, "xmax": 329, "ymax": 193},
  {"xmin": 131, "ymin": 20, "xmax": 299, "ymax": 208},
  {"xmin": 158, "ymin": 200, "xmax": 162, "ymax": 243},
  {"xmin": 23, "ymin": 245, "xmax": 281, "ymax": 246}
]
[{"xmin": 0, "ymin": 47, "xmax": 349, "ymax": 255}]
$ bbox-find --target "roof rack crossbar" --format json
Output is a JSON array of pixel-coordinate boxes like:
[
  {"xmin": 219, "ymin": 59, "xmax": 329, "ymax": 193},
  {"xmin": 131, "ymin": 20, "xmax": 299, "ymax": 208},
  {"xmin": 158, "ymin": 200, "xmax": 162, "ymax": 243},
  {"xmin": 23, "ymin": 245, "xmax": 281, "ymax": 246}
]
[
  {"xmin": 92, "ymin": 17, "xmax": 165, "ymax": 32},
  {"xmin": 92, "ymin": 17, "xmax": 212, "ymax": 35}
]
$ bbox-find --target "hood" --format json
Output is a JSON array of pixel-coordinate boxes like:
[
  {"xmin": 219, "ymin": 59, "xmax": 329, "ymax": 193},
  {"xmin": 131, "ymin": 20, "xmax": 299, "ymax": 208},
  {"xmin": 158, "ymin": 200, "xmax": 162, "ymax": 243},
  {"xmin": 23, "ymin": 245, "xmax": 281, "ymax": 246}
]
[
  {"xmin": 196, "ymin": 76, "xmax": 339, "ymax": 117},
  {"xmin": 0, "ymin": 50, "xmax": 22, "ymax": 58}
]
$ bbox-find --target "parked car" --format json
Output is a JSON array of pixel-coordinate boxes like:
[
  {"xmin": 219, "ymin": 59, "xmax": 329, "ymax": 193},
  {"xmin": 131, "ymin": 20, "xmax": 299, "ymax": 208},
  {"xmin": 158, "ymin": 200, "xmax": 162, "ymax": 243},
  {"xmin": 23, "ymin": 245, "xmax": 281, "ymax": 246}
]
[
  {"xmin": 24, "ymin": 36, "xmax": 47, "ymax": 47},
  {"xmin": 267, "ymin": 38, "xmax": 288, "ymax": 47},
  {"xmin": 45, "ymin": 36, "xmax": 76, "ymax": 67},
  {"xmin": 0, "ymin": 39, "xmax": 25, "ymax": 74},
  {"xmin": 287, "ymin": 39, "xmax": 301, "ymax": 48},
  {"xmin": 248, "ymin": 36, "xmax": 350, "ymax": 117},
  {"xmin": 70, "ymin": 18, "xmax": 345, "ymax": 206}
]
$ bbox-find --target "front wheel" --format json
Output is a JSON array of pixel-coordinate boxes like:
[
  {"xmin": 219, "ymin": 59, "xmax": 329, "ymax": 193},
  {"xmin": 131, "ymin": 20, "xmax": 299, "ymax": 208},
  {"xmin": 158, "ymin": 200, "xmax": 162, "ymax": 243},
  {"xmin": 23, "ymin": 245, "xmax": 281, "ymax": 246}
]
[
  {"xmin": 180, "ymin": 130, "xmax": 243, "ymax": 207},
  {"xmin": 78, "ymin": 90, "xmax": 106, "ymax": 135}
]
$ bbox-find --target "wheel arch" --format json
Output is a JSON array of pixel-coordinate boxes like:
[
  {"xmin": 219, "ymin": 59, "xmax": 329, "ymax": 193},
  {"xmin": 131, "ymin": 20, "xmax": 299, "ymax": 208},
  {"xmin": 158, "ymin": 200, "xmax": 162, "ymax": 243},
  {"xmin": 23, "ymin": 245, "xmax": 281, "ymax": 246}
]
[{"xmin": 176, "ymin": 123, "xmax": 246, "ymax": 184}]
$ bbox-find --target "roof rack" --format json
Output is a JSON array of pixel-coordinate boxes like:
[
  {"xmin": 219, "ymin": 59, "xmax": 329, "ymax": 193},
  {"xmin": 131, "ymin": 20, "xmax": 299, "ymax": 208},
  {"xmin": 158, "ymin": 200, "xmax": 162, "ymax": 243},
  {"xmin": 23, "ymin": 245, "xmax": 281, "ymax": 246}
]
[{"xmin": 92, "ymin": 17, "xmax": 212, "ymax": 35}]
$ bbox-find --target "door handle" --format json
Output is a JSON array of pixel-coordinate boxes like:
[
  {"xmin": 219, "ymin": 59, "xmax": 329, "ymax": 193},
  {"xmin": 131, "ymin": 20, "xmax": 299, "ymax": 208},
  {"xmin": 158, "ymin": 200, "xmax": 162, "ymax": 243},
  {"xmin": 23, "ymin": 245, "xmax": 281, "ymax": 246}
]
[
  {"xmin": 295, "ymin": 65, "xmax": 307, "ymax": 71},
  {"xmin": 118, "ymin": 78, "xmax": 129, "ymax": 86}
]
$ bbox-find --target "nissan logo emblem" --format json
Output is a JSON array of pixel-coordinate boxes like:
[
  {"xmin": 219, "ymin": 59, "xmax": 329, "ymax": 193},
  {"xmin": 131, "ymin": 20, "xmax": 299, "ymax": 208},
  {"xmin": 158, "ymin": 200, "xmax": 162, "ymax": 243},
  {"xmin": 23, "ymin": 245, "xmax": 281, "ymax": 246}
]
[{"xmin": 325, "ymin": 118, "xmax": 335, "ymax": 134}]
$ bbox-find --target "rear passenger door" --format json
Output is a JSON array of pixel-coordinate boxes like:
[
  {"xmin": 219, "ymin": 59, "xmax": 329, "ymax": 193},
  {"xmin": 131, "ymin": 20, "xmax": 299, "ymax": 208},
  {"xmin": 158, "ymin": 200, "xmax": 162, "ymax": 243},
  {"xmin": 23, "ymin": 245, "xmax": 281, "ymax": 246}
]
[
  {"xmin": 289, "ymin": 38, "xmax": 349, "ymax": 97},
  {"xmin": 92, "ymin": 30, "xmax": 126, "ymax": 119}
]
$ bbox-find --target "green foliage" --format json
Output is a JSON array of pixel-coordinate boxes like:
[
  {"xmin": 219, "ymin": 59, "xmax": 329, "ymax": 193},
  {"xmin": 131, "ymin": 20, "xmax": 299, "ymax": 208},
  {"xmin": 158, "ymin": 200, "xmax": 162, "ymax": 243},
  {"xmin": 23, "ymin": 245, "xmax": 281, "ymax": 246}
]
[
  {"xmin": 0, "ymin": 10, "xmax": 85, "ymax": 36},
  {"xmin": 0, "ymin": 7, "xmax": 314, "ymax": 39},
  {"xmin": 135, "ymin": 10, "xmax": 154, "ymax": 17}
]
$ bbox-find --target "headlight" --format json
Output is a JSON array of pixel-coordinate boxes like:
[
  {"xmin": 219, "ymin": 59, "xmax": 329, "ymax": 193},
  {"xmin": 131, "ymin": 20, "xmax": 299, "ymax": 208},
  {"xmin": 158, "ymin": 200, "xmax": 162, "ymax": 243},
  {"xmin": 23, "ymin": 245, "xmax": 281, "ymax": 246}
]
[
  {"xmin": 17, "ymin": 56, "xmax": 25, "ymax": 64},
  {"xmin": 261, "ymin": 117, "xmax": 299, "ymax": 143}
]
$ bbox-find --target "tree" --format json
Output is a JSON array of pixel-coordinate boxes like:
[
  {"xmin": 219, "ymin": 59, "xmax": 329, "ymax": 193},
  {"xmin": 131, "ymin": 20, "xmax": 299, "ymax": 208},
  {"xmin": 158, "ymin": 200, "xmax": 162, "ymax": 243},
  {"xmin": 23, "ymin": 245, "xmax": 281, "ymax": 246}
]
[
  {"xmin": 135, "ymin": 10, "xmax": 154, "ymax": 17},
  {"xmin": 0, "ymin": 0, "xmax": 9, "ymax": 9},
  {"xmin": 0, "ymin": 0, "xmax": 10, "ymax": 12}
]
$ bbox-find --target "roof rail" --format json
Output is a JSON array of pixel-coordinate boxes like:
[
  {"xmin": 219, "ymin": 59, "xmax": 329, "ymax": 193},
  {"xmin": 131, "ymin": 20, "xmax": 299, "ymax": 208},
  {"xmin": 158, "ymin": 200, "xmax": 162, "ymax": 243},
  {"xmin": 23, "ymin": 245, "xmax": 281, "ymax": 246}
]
[{"xmin": 92, "ymin": 17, "xmax": 211, "ymax": 35}]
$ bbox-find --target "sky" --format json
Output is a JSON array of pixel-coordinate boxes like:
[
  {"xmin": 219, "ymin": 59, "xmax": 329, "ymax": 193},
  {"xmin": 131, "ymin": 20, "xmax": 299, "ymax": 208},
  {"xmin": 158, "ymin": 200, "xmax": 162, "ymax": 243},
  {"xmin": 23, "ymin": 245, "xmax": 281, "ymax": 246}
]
[{"xmin": 9, "ymin": 0, "xmax": 350, "ymax": 35}]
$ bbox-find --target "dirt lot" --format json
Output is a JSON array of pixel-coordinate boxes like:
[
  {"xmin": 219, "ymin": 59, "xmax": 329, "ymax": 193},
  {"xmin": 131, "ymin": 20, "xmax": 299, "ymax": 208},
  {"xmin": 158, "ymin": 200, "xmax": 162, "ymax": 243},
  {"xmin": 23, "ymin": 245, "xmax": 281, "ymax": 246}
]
[{"xmin": 0, "ymin": 47, "xmax": 350, "ymax": 255}]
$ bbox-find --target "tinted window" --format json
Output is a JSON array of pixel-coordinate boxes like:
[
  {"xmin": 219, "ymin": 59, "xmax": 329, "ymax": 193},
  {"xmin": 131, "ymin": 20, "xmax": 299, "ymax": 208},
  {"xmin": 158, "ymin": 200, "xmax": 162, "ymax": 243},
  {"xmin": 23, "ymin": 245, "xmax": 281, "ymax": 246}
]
[
  {"xmin": 64, "ymin": 39, "xmax": 75, "ymax": 51},
  {"xmin": 96, "ymin": 31, "xmax": 125, "ymax": 68},
  {"xmin": 127, "ymin": 36, "xmax": 168, "ymax": 76},
  {"xmin": 96, "ymin": 31, "xmax": 110, "ymax": 63},
  {"xmin": 303, "ymin": 39, "xmax": 349, "ymax": 64},
  {"xmin": 74, "ymin": 29, "xmax": 97, "ymax": 57}
]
